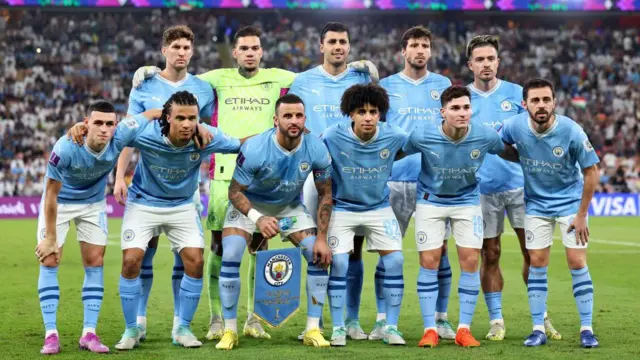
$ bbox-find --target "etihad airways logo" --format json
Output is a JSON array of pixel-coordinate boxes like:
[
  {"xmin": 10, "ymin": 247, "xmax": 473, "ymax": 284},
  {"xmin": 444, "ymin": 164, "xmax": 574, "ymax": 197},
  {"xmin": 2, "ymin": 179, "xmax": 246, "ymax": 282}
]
[{"xmin": 225, "ymin": 98, "xmax": 271, "ymax": 112}]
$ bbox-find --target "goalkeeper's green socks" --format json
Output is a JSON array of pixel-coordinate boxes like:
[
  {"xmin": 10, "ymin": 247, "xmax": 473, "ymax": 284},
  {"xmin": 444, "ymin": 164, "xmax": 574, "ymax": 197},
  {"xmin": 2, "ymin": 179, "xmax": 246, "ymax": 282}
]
[{"xmin": 207, "ymin": 252, "xmax": 223, "ymax": 317}]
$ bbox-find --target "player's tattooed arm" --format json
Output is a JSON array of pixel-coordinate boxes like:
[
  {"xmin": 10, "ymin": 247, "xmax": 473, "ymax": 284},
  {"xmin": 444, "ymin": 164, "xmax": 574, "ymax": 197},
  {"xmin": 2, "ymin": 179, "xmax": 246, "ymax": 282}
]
[
  {"xmin": 498, "ymin": 142, "xmax": 520, "ymax": 163},
  {"xmin": 228, "ymin": 179, "xmax": 253, "ymax": 216},
  {"xmin": 314, "ymin": 176, "xmax": 333, "ymax": 240}
]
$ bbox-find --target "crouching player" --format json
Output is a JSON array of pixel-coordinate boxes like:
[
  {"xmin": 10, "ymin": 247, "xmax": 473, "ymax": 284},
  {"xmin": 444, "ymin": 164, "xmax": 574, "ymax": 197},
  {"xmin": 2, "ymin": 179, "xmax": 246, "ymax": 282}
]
[
  {"xmin": 215, "ymin": 94, "xmax": 333, "ymax": 350},
  {"xmin": 403, "ymin": 86, "xmax": 519, "ymax": 348},
  {"xmin": 113, "ymin": 91, "xmax": 242, "ymax": 350},
  {"xmin": 35, "ymin": 102, "xmax": 160, "ymax": 354},
  {"xmin": 322, "ymin": 84, "xmax": 407, "ymax": 346}
]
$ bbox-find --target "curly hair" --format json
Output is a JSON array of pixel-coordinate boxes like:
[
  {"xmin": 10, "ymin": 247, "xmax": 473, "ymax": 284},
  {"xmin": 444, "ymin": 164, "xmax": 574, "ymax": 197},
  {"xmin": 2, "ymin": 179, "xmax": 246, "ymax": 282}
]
[{"xmin": 340, "ymin": 83, "xmax": 389, "ymax": 116}]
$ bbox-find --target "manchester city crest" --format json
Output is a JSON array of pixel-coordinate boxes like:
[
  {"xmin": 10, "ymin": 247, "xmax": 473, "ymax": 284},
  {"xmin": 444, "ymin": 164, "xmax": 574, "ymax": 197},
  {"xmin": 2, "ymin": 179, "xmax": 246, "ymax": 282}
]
[
  {"xmin": 262, "ymin": 82, "xmax": 273, "ymax": 91},
  {"xmin": 264, "ymin": 254, "xmax": 294, "ymax": 286},
  {"xmin": 189, "ymin": 152, "xmax": 200, "ymax": 161},
  {"xmin": 552, "ymin": 146, "xmax": 564, "ymax": 157},
  {"xmin": 501, "ymin": 100, "xmax": 512, "ymax": 111},
  {"xmin": 123, "ymin": 229, "xmax": 135, "ymax": 242},
  {"xmin": 329, "ymin": 236, "xmax": 339, "ymax": 248},
  {"xmin": 525, "ymin": 230, "xmax": 534, "ymax": 244},
  {"xmin": 417, "ymin": 231, "xmax": 427, "ymax": 244},
  {"xmin": 299, "ymin": 162, "xmax": 310, "ymax": 172},
  {"xmin": 470, "ymin": 149, "xmax": 481, "ymax": 160},
  {"xmin": 430, "ymin": 90, "xmax": 440, "ymax": 100},
  {"xmin": 380, "ymin": 149, "xmax": 390, "ymax": 159},
  {"xmin": 228, "ymin": 210, "xmax": 240, "ymax": 221}
]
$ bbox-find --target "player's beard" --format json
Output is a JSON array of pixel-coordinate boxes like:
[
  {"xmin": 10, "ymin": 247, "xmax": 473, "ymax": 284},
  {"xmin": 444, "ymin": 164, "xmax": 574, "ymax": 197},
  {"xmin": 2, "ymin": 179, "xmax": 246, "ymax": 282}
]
[
  {"xmin": 529, "ymin": 109, "xmax": 554, "ymax": 125},
  {"xmin": 408, "ymin": 58, "xmax": 426, "ymax": 70}
]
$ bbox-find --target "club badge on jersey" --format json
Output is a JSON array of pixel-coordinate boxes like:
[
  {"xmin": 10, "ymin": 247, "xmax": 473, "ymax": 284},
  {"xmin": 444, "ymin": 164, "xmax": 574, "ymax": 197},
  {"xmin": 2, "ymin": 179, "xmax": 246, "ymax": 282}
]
[{"xmin": 253, "ymin": 247, "xmax": 302, "ymax": 327}]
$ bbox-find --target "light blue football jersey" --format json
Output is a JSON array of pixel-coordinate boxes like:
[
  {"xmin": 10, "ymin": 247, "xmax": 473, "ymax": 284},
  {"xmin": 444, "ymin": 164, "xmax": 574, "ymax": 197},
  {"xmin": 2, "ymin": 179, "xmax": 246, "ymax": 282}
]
[
  {"xmin": 322, "ymin": 122, "xmax": 407, "ymax": 212},
  {"xmin": 380, "ymin": 71, "xmax": 451, "ymax": 182},
  {"xmin": 128, "ymin": 122, "xmax": 240, "ymax": 207},
  {"xmin": 127, "ymin": 73, "xmax": 214, "ymax": 120},
  {"xmin": 501, "ymin": 113, "xmax": 600, "ymax": 217},
  {"xmin": 233, "ymin": 129, "xmax": 332, "ymax": 206},
  {"xmin": 403, "ymin": 122, "xmax": 505, "ymax": 207},
  {"xmin": 45, "ymin": 114, "xmax": 150, "ymax": 204},
  {"xmin": 288, "ymin": 66, "xmax": 370, "ymax": 136},
  {"xmin": 469, "ymin": 80, "xmax": 525, "ymax": 194}
]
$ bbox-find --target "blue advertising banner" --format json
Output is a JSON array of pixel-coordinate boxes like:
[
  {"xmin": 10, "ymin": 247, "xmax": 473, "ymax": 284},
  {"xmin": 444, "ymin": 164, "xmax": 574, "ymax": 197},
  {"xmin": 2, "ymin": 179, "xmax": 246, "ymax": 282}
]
[{"xmin": 253, "ymin": 247, "xmax": 302, "ymax": 328}]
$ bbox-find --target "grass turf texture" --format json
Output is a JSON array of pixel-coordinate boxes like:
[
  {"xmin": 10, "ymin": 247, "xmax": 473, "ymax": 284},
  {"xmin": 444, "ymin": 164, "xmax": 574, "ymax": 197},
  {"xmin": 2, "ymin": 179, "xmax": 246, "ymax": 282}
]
[{"xmin": 1, "ymin": 217, "xmax": 639, "ymax": 359}]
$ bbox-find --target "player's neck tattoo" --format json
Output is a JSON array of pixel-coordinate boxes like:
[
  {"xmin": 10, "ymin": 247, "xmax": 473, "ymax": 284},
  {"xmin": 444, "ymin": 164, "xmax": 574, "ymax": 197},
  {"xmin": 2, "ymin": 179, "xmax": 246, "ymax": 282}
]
[{"xmin": 238, "ymin": 67, "xmax": 259, "ymax": 79}]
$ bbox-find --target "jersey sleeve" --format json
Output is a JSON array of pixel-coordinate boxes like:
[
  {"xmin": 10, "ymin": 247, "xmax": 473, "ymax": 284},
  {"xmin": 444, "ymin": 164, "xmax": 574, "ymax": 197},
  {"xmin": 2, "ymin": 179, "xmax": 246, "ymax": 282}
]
[
  {"xmin": 402, "ymin": 127, "xmax": 422, "ymax": 155},
  {"xmin": 500, "ymin": 118, "xmax": 516, "ymax": 145},
  {"xmin": 114, "ymin": 114, "xmax": 150, "ymax": 149},
  {"xmin": 487, "ymin": 128, "xmax": 505, "ymax": 155},
  {"xmin": 514, "ymin": 85, "xmax": 526, "ymax": 114},
  {"xmin": 571, "ymin": 126, "xmax": 600, "ymax": 169},
  {"xmin": 126, "ymin": 87, "xmax": 145, "ymax": 116},
  {"xmin": 201, "ymin": 124, "xmax": 241, "ymax": 155},
  {"xmin": 232, "ymin": 144, "xmax": 259, "ymax": 186},
  {"xmin": 199, "ymin": 87, "xmax": 215, "ymax": 121},
  {"xmin": 196, "ymin": 70, "xmax": 220, "ymax": 88},
  {"xmin": 391, "ymin": 125, "xmax": 409, "ymax": 152},
  {"xmin": 45, "ymin": 141, "xmax": 71, "ymax": 182},
  {"xmin": 312, "ymin": 141, "xmax": 332, "ymax": 181}
]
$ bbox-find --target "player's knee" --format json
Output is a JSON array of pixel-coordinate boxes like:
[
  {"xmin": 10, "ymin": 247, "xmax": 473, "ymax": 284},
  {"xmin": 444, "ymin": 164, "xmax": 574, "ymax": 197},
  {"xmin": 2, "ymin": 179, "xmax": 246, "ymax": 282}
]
[
  {"xmin": 566, "ymin": 253, "xmax": 587, "ymax": 270},
  {"xmin": 419, "ymin": 252, "xmax": 440, "ymax": 270},
  {"xmin": 458, "ymin": 250, "xmax": 480, "ymax": 271},
  {"xmin": 122, "ymin": 254, "xmax": 142, "ymax": 277},
  {"xmin": 481, "ymin": 240, "xmax": 501, "ymax": 266},
  {"xmin": 83, "ymin": 255, "xmax": 104, "ymax": 267},
  {"xmin": 527, "ymin": 250, "xmax": 548, "ymax": 267},
  {"xmin": 41, "ymin": 256, "xmax": 59, "ymax": 268}
]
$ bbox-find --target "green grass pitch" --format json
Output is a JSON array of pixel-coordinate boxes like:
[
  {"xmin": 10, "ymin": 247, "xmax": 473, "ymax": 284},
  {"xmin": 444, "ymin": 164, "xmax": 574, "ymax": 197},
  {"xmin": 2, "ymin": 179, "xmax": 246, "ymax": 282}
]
[{"xmin": 1, "ymin": 217, "xmax": 639, "ymax": 359}]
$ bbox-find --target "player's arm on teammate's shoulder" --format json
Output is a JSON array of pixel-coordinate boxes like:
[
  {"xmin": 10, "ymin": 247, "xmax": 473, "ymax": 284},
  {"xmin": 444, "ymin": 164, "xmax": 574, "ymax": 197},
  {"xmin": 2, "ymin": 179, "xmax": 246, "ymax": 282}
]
[
  {"xmin": 347, "ymin": 60, "xmax": 380, "ymax": 83},
  {"xmin": 393, "ymin": 127, "xmax": 410, "ymax": 161},
  {"xmin": 35, "ymin": 177, "xmax": 63, "ymax": 265},
  {"xmin": 498, "ymin": 142, "xmax": 519, "ymax": 163},
  {"xmin": 401, "ymin": 128, "xmax": 421, "ymax": 156},
  {"xmin": 131, "ymin": 66, "xmax": 160, "ymax": 89}
]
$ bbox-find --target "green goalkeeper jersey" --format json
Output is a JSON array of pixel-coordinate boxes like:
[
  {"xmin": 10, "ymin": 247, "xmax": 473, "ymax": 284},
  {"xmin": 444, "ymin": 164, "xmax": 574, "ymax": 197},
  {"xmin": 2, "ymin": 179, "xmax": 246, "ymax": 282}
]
[{"xmin": 197, "ymin": 68, "xmax": 297, "ymax": 181}]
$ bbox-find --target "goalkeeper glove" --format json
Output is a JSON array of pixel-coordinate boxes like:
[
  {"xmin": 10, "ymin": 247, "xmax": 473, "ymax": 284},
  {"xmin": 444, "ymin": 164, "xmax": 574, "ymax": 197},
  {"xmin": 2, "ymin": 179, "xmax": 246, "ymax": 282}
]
[
  {"xmin": 132, "ymin": 66, "xmax": 161, "ymax": 89},
  {"xmin": 348, "ymin": 60, "xmax": 380, "ymax": 83}
]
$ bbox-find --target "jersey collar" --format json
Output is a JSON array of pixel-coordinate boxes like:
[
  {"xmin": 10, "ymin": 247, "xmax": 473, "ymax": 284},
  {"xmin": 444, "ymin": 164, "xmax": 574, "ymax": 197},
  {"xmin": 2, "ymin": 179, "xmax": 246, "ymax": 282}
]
[
  {"xmin": 398, "ymin": 71, "xmax": 430, "ymax": 86},
  {"xmin": 318, "ymin": 65, "xmax": 349, "ymax": 82},
  {"xmin": 528, "ymin": 115, "xmax": 559, "ymax": 139},
  {"xmin": 83, "ymin": 141, "xmax": 109, "ymax": 158},
  {"xmin": 439, "ymin": 123, "xmax": 471, "ymax": 145},
  {"xmin": 155, "ymin": 73, "xmax": 191, "ymax": 88},
  {"xmin": 272, "ymin": 132, "xmax": 304, "ymax": 156},
  {"xmin": 163, "ymin": 136, "xmax": 194, "ymax": 149},
  {"xmin": 349, "ymin": 124, "xmax": 380, "ymax": 145},
  {"xmin": 468, "ymin": 79, "xmax": 502, "ymax": 98}
]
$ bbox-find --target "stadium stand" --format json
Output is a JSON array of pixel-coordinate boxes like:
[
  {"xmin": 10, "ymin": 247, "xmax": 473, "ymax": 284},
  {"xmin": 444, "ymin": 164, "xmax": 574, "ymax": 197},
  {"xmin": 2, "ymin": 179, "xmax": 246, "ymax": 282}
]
[{"xmin": 1, "ymin": 9, "xmax": 639, "ymax": 196}]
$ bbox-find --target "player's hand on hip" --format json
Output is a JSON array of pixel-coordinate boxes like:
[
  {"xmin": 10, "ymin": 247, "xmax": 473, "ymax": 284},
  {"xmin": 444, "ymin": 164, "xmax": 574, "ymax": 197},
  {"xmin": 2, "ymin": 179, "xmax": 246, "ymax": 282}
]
[
  {"xmin": 66, "ymin": 123, "xmax": 88, "ymax": 146},
  {"xmin": 568, "ymin": 214, "xmax": 589, "ymax": 246},
  {"xmin": 313, "ymin": 238, "xmax": 332, "ymax": 269},
  {"xmin": 194, "ymin": 123, "xmax": 213, "ymax": 149},
  {"xmin": 132, "ymin": 66, "xmax": 160, "ymax": 89},
  {"xmin": 347, "ymin": 60, "xmax": 379, "ymax": 83},
  {"xmin": 113, "ymin": 178, "xmax": 128, "ymax": 206},
  {"xmin": 256, "ymin": 216, "xmax": 280, "ymax": 239},
  {"xmin": 35, "ymin": 241, "xmax": 60, "ymax": 264}
]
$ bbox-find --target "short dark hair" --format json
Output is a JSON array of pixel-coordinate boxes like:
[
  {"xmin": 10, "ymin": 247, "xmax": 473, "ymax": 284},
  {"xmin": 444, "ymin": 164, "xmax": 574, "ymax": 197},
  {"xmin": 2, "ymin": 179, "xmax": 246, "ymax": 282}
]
[
  {"xmin": 522, "ymin": 78, "xmax": 556, "ymax": 101},
  {"xmin": 233, "ymin": 26, "xmax": 262, "ymax": 46},
  {"xmin": 340, "ymin": 84, "xmax": 389, "ymax": 116},
  {"xmin": 320, "ymin": 22, "xmax": 350, "ymax": 43},
  {"xmin": 87, "ymin": 100, "xmax": 115, "ymax": 116},
  {"xmin": 441, "ymin": 85, "xmax": 471, "ymax": 107},
  {"xmin": 163, "ymin": 25, "xmax": 195, "ymax": 46},
  {"xmin": 275, "ymin": 94, "xmax": 305, "ymax": 115},
  {"xmin": 401, "ymin": 26, "xmax": 432, "ymax": 49},
  {"xmin": 466, "ymin": 35, "xmax": 499, "ymax": 59},
  {"xmin": 159, "ymin": 91, "xmax": 199, "ymax": 136}
]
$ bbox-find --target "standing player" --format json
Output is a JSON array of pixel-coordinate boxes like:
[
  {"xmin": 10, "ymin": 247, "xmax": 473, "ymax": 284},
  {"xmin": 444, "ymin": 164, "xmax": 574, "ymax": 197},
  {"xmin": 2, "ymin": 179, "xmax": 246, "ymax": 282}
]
[
  {"xmin": 501, "ymin": 79, "xmax": 600, "ymax": 348},
  {"xmin": 465, "ymin": 35, "xmax": 560, "ymax": 341},
  {"xmin": 215, "ymin": 94, "xmax": 333, "ymax": 350},
  {"xmin": 323, "ymin": 84, "xmax": 407, "ymax": 346},
  {"xmin": 289, "ymin": 22, "xmax": 372, "ymax": 340},
  {"xmin": 379, "ymin": 26, "xmax": 455, "ymax": 340},
  {"xmin": 403, "ymin": 86, "xmax": 519, "ymax": 348},
  {"xmin": 115, "ymin": 24, "xmax": 215, "ymax": 342},
  {"xmin": 113, "ymin": 91, "xmax": 242, "ymax": 350},
  {"xmin": 34, "ymin": 102, "xmax": 160, "ymax": 355},
  {"xmin": 131, "ymin": 26, "xmax": 377, "ymax": 340}
]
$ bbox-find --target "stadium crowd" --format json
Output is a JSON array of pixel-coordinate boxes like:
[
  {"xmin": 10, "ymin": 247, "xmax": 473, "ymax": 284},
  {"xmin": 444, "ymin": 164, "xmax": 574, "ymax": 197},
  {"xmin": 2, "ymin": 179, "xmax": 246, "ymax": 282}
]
[{"xmin": 1, "ymin": 9, "xmax": 639, "ymax": 196}]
